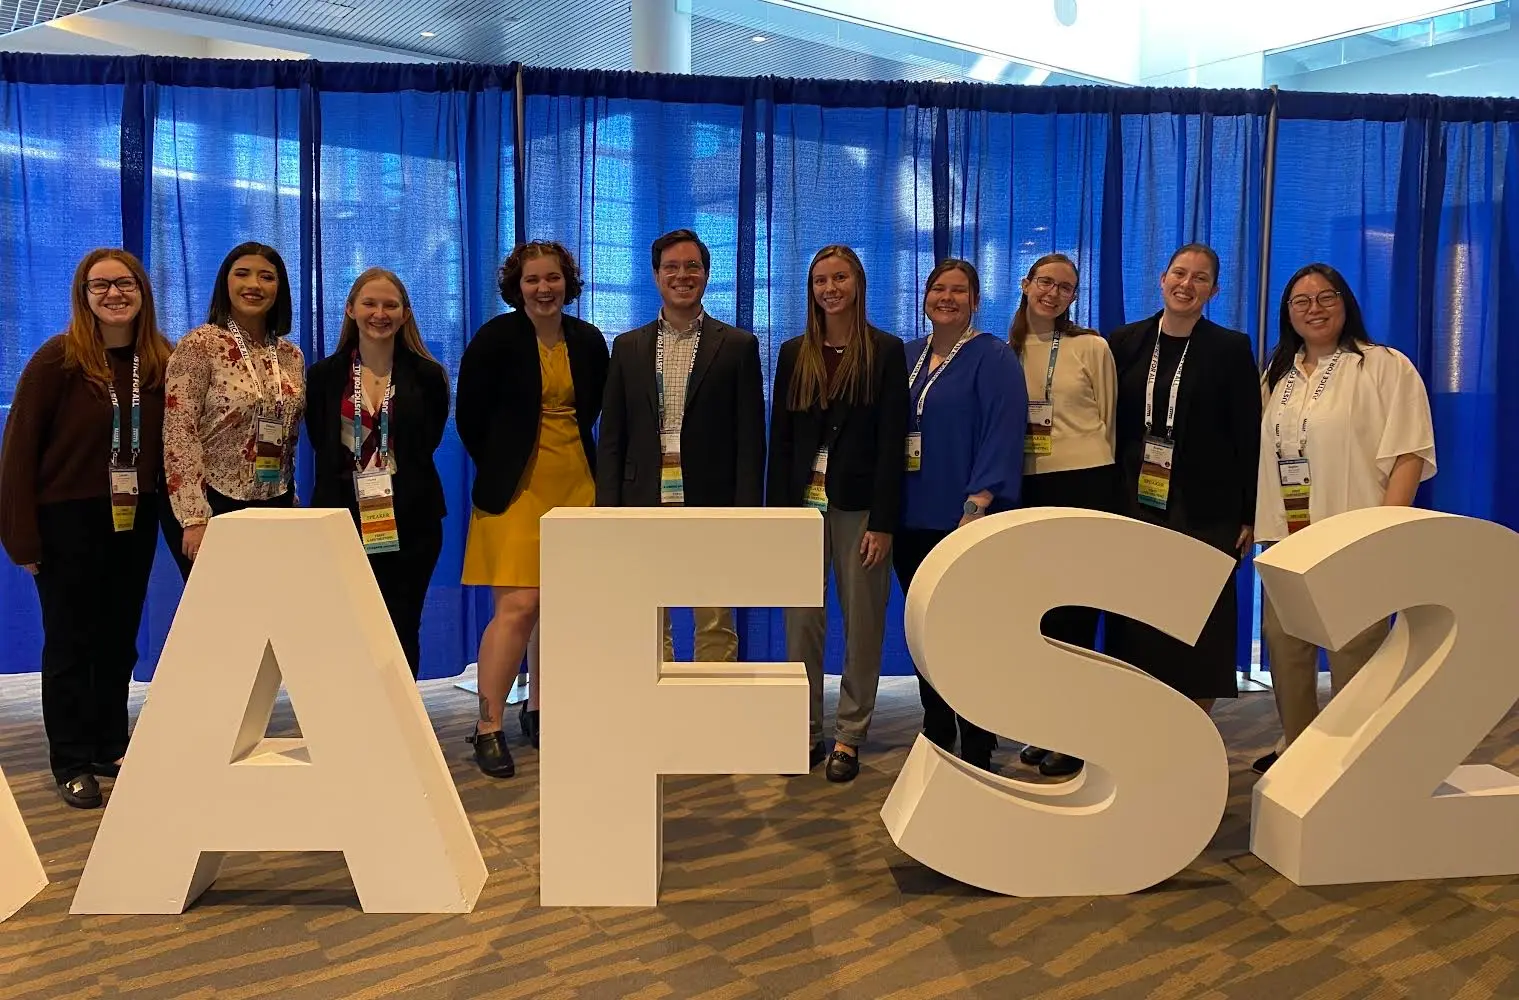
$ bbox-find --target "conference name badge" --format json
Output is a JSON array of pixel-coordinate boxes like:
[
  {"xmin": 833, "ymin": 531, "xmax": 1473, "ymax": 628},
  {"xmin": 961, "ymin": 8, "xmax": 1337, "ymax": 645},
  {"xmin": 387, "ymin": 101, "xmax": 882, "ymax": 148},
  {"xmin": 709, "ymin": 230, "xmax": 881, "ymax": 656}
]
[
  {"xmin": 905, "ymin": 431, "xmax": 923, "ymax": 473},
  {"xmin": 354, "ymin": 469, "xmax": 401, "ymax": 554},
  {"xmin": 109, "ymin": 466, "xmax": 139, "ymax": 533},
  {"xmin": 1278, "ymin": 457, "xmax": 1312, "ymax": 534},
  {"xmin": 254, "ymin": 417, "xmax": 284, "ymax": 485},
  {"xmin": 1138, "ymin": 435, "xmax": 1175, "ymax": 511},
  {"xmin": 1026, "ymin": 402, "xmax": 1054, "ymax": 456},
  {"xmin": 805, "ymin": 448, "xmax": 829, "ymax": 512},
  {"xmin": 660, "ymin": 430, "xmax": 684, "ymax": 506}
]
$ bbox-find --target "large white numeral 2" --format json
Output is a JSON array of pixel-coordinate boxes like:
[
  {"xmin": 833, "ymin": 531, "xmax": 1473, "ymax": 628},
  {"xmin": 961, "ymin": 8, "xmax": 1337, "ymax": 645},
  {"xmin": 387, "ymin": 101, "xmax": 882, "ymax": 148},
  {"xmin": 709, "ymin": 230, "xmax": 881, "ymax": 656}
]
[
  {"xmin": 881, "ymin": 508, "xmax": 1235, "ymax": 896},
  {"xmin": 1252, "ymin": 507, "xmax": 1519, "ymax": 885}
]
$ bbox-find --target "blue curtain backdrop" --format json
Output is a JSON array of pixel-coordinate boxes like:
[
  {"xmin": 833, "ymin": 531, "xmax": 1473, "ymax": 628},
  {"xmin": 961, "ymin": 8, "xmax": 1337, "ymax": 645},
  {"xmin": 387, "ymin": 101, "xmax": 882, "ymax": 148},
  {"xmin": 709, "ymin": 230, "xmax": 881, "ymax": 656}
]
[{"xmin": 2, "ymin": 54, "xmax": 1517, "ymax": 681}]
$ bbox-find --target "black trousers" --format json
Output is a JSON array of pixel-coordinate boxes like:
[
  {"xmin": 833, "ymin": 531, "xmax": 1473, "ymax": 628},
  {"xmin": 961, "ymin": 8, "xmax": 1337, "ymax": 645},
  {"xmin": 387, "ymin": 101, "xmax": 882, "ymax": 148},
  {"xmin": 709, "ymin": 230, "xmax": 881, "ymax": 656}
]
[
  {"xmin": 163, "ymin": 486, "xmax": 294, "ymax": 581},
  {"xmin": 892, "ymin": 527, "xmax": 997, "ymax": 765},
  {"xmin": 1022, "ymin": 464, "xmax": 1118, "ymax": 651},
  {"xmin": 34, "ymin": 495, "xmax": 160, "ymax": 783},
  {"xmin": 367, "ymin": 515, "xmax": 444, "ymax": 678}
]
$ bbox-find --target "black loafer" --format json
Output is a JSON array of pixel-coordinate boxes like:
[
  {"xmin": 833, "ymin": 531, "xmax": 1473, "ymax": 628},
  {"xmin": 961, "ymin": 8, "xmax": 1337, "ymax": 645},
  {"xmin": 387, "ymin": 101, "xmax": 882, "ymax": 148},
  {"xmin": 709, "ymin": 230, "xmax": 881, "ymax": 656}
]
[
  {"xmin": 58, "ymin": 774, "xmax": 102, "ymax": 809},
  {"xmin": 467, "ymin": 727, "xmax": 516, "ymax": 779},
  {"xmin": 1019, "ymin": 745, "xmax": 1051, "ymax": 766},
  {"xmin": 825, "ymin": 748, "xmax": 860, "ymax": 783},
  {"xmin": 1039, "ymin": 752, "xmax": 1084, "ymax": 778},
  {"xmin": 1252, "ymin": 751, "xmax": 1278, "ymax": 775}
]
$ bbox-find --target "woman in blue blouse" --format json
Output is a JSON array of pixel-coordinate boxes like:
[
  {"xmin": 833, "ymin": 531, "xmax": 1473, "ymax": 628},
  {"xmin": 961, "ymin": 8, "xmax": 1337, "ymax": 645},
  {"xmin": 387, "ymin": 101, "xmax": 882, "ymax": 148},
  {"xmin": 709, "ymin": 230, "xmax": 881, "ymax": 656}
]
[{"xmin": 894, "ymin": 258, "xmax": 1027, "ymax": 770}]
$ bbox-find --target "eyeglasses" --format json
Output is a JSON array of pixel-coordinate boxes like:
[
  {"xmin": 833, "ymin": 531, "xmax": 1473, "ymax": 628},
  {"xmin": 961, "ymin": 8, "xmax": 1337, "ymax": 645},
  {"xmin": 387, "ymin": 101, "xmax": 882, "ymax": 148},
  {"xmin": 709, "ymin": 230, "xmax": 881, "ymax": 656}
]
[
  {"xmin": 85, "ymin": 276, "xmax": 139, "ymax": 295},
  {"xmin": 1289, "ymin": 290, "xmax": 1342, "ymax": 313},
  {"xmin": 1030, "ymin": 275, "xmax": 1076, "ymax": 297}
]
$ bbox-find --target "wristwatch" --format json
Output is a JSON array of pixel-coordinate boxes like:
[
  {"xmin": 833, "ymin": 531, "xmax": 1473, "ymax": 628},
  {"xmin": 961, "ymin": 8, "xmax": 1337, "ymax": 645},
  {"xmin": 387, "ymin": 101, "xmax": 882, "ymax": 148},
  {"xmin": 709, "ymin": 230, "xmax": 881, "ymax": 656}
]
[{"xmin": 962, "ymin": 499, "xmax": 986, "ymax": 518}]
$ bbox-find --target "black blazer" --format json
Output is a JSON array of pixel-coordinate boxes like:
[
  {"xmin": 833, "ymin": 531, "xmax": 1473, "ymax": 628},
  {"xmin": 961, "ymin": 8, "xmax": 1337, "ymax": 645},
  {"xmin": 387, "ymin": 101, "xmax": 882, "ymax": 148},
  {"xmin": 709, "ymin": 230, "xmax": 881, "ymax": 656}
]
[
  {"xmin": 455, "ymin": 310, "xmax": 609, "ymax": 516},
  {"xmin": 305, "ymin": 346, "xmax": 451, "ymax": 525},
  {"xmin": 596, "ymin": 315, "xmax": 766, "ymax": 507},
  {"xmin": 1108, "ymin": 312, "xmax": 1260, "ymax": 535},
  {"xmin": 766, "ymin": 327, "xmax": 909, "ymax": 534}
]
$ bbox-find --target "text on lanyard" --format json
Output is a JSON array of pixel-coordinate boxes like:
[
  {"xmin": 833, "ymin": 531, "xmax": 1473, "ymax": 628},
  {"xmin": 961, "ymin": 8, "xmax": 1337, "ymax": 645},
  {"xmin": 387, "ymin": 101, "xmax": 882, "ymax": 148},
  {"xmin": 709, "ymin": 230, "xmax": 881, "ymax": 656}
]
[
  {"xmin": 1143, "ymin": 333, "xmax": 1191, "ymax": 440},
  {"xmin": 1273, "ymin": 351, "xmax": 1343, "ymax": 460},
  {"xmin": 227, "ymin": 319, "xmax": 284, "ymax": 420},
  {"xmin": 350, "ymin": 355, "xmax": 395, "ymax": 470},
  {"xmin": 655, "ymin": 324, "xmax": 701, "ymax": 433},
  {"xmin": 107, "ymin": 353, "xmax": 141, "ymax": 466}
]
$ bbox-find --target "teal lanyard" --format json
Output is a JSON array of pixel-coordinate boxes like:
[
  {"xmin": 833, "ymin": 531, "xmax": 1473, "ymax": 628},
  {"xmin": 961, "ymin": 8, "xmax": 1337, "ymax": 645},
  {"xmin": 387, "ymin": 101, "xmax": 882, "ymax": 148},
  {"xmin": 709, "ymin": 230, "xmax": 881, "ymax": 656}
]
[
  {"xmin": 351, "ymin": 354, "xmax": 393, "ymax": 469},
  {"xmin": 106, "ymin": 353, "xmax": 140, "ymax": 466}
]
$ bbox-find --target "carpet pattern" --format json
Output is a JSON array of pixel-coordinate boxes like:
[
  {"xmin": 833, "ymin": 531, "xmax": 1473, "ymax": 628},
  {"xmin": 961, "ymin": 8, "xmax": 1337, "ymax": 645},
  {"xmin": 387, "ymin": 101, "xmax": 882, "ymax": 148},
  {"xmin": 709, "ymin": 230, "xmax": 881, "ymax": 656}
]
[{"xmin": 0, "ymin": 672, "xmax": 1516, "ymax": 1000}]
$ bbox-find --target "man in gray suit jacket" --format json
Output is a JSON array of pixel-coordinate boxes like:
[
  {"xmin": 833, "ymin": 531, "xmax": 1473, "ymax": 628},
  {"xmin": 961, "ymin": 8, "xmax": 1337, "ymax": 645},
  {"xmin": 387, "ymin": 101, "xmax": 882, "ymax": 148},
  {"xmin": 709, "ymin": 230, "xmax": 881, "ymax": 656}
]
[{"xmin": 596, "ymin": 228, "xmax": 766, "ymax": 662}]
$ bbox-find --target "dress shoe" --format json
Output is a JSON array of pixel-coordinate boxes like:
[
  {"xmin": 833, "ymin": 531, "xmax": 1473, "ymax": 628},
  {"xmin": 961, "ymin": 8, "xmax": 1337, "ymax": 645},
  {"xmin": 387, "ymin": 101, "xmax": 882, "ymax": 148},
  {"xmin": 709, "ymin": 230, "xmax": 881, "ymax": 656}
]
[
  {"xmin": 809, "ymin": 740, "xmax": 828, "ymax": 768},
  {"xmin": 1252, "ymin": 751, "xmax": 1278, "ymax": 775},
  {"xmin": 58, "ymin": 774, "xmax": 102, "ymax": 809},
  {"xmin": 1019, "ymin": 745, "xmax": 1051, "ymax": 766},
  {"xmin": 1039, "ymin": 752, "xmax": 1084, "ymax": 778},
  {"xmin": 90, "ymin": 761, "xmax": 122, "ymax": 779},
  {"xmin": 519, "ymin": 704, "xmax": 539, "ymax": 749},
  {"xmin": 825, "ymin": 748, "xmax": 860, "ymax": 783},
  {"xmin": 467, "ymin": 727, "xmax": 516, "ymax": 779}
]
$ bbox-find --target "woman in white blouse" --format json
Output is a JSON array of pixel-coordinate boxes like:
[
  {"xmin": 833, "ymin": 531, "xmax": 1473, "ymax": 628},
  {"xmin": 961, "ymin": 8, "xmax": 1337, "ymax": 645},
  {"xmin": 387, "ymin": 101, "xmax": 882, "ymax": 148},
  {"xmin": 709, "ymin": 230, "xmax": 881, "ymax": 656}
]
[
  {"xmin": 1252, "ymin": 263, "xmax": 1435, "ymax": 774},
  {"xmin": 1006, "ymin": 253, "xmax": 1118, "ymax": 779}
]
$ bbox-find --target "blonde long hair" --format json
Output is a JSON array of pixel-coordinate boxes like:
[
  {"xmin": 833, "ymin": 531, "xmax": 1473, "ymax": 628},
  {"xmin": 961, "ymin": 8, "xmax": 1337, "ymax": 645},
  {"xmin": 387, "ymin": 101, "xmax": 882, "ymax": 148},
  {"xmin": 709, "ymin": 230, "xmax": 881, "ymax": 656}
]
[
  {"xmin": 787, "ymin": 245, "xmax": 875, "ymax": 412},
  {"xmin": 334, "ymin": 268, "xmax": 436, "ymax": 362},
  {"xmin": 62, "ymin": 249, "xmax": 172, "ymax": 392}
]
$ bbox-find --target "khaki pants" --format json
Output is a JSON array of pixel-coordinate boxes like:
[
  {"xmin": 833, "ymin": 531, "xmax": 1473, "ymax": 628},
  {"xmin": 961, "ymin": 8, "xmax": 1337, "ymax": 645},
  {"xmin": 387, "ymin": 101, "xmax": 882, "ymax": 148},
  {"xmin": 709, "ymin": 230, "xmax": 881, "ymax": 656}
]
[
  {"xmin": 1263, "ymin": 594, "xmax": 1390, "ymax": 747},
  {"xmin": 662, "ymin": 607, "xmax": 739, "ymax": 663}
]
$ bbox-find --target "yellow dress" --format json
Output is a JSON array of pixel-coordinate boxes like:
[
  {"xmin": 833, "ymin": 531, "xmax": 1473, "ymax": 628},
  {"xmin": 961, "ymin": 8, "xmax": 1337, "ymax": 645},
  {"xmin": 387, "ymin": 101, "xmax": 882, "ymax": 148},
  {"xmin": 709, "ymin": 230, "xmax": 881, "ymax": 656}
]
[{"xmin": 461, "ymin": 339, "xmax": 594, "ymax": 587}]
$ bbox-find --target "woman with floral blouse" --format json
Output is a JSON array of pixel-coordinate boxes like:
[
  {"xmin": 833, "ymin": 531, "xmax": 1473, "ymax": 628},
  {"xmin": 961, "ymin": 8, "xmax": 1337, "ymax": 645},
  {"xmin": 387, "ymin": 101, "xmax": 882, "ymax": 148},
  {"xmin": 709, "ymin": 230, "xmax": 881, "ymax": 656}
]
[{"xmin": 163, "ymin": 242, "xmax": 306, "ymax": 577}]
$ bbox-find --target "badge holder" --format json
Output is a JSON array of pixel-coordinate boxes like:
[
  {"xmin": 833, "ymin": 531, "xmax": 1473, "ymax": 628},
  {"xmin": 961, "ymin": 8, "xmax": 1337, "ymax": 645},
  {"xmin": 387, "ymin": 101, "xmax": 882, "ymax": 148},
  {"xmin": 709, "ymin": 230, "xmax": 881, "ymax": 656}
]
[
  {"xmin": 804, "ymin": 448, "xmax": 829, "ymax": 512},
  {"xmin": 1026, "ymin": 402, "xmax": 1054, "ymax": 456},
  {"xmin": 660, "ymin": 430, "xmax": 684, "ymax": 506},
  {"xmin": 905, "ymin": 432, "xmax": 923, "ymax": 473},
  {"xmin": 1278, "ymin": 457, "xmax": 1312, "ymax": 534},
  {"xmin": 1138, "ymin": 436, "xmax": 1175, "ymax": 511},
  {"xmin": 254, "ymin": 417, "xmax": 284, "ymax": 486},
  {"xmin": 109, "ymin": 467, "xmax": 139, "ymax": 533},
  {"xmin": 355, "ymin": 470, "xmax": 401, "ymax": 554}
]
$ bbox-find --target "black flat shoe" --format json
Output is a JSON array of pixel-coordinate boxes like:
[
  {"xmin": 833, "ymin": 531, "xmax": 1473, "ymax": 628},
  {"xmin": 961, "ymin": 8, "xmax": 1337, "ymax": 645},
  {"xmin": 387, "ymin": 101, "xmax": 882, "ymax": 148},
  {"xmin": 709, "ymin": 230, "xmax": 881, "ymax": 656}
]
[
  {"xmin": 1019, "ymin": 745, "xmax": 1051, "ymax": 766},
  {"xmin": 467, "ymin": 727, "xmax": 516, "ymax": 779},
  {"xmin": 58, "ymin": 774, "xmax": 102, "ymax": 809},
  {"xmin": 825, "ymin": 748, "xmax": 860, "ymax": 783},
  {"xmin": 1039, "ymin": 752, "xmax": 1084, "ymax": 778},
  {"xmin": 519, "ymin": 704, "xmax": 539, "ymax": 749},
  {"xmin": 1252, "ymin": 751, "xmax": 1278, "ymax": 775}
]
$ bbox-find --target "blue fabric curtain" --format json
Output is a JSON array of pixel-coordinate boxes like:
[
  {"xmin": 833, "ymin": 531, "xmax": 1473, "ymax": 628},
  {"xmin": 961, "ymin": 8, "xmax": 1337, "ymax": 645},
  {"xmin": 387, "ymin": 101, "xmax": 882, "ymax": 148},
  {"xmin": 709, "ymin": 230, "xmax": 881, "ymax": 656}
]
[{"xmin": 3, "ymin": 53, "xmax": 1518, "ymax": 681}]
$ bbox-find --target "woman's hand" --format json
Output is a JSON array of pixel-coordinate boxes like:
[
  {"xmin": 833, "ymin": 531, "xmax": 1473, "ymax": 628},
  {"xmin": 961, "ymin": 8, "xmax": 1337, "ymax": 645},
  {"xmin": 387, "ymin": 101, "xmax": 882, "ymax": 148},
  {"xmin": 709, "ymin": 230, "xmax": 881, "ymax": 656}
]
[
  {"xmin": 22, "ymin": 563, "xmax": 38, "ymax": 576},
  {"xmin": 859, "ymin": 531, "xmax": 892, "ymax": 570},
  {"xmin": 182, "ymin": 524, "xmax": 207, "ymax": 562},
  {"xmin": 1235, "ymin": 525, "xmax": 1254, "ymax": 558}
]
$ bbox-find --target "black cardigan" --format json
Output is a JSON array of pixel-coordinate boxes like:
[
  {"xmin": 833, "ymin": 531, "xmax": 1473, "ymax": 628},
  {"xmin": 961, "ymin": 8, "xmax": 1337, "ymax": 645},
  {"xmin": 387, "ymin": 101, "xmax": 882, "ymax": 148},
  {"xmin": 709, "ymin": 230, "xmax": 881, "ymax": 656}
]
[
  {"xmin": 305, "ymin": 346, "xmax": 451, "ymax": 524},
  {"xmin": 766, "ymin": 327, "xmax": 909, "ymax": 534},
  {"xmin": 455, "ymin": 310, "xmax": 609, "ymax": 515}
]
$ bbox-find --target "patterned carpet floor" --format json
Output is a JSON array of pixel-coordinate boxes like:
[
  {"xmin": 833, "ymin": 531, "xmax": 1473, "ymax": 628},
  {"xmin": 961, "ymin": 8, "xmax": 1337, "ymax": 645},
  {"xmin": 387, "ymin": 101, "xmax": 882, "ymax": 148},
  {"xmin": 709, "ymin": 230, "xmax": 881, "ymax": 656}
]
[{"xmin": 0, "ymin": 671, "xmax": 1516, "ymax": 1000}]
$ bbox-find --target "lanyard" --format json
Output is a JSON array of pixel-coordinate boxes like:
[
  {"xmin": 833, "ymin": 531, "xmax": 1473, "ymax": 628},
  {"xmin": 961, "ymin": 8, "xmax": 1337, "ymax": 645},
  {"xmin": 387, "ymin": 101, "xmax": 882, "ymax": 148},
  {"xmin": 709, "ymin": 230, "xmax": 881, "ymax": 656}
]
[
  {"xmin": 655, "ymin": 322, "xmax": 701, "ymax": 432},
  {"xmin": 227, "ymin": 319, "xmax": 283, "ymax": 419},
  {"xmin": 1039, "ymin": 331, "xmax": 1062, "ymax": 402},
  {"xmin": 1273, "ymin": 350, "xmax": 1342, "ymax": 459},
  {"xmin": 107, "ymin": 353, "xmax": 140, "ymax": 466},
  {"xmin": 1143, "ymin": 333, "xmax": 1190, "ymax": 439},
  {"xmin": 351, "ymin": 354, "xmax": 394, "ymax": 470},
  {"xmin": 908, "ymin": 330, "xmax": 975, "ymax": 425}
]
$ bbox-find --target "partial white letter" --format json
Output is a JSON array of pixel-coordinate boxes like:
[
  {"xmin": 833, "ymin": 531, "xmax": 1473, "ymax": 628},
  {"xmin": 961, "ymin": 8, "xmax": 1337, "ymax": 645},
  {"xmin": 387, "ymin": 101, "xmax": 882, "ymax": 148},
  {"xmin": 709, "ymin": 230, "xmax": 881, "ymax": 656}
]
[
  {"xmin": 71, "ymin": 509, "xmax": 486, "ymax": 914},
  {"xmin": 1252, "ymin": 507, "xmax": 1519, "ymax": 885},
  {"xmin": 539, "ymin": 508, "xmax": 819, "ymax": 906},
  {"xmin": 0, "ymin": 765, "xmax": 46, "ymax": 921},
  {"xmin": 881, "ymin": 508, "xmax": 1234, "ymax": 896}
]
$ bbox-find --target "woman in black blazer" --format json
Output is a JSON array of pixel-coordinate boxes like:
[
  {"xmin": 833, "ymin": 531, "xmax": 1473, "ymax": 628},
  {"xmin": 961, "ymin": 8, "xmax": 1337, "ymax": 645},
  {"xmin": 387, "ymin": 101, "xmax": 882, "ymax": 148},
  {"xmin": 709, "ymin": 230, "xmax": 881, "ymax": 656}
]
[
  {"xmin": 768, "ymin": 245, "xmax": 909, "ymax": 784},
  {"xmin": 455, "ymin": 241, "xmax": 609, "ymax": 779},
  {"xmin": 306, "ymin": 268, "xmax": 450, "ymax": 681},
  {"xmin": 1105, "ymin": 243, "xmax": 1261, "ymax": 710}
]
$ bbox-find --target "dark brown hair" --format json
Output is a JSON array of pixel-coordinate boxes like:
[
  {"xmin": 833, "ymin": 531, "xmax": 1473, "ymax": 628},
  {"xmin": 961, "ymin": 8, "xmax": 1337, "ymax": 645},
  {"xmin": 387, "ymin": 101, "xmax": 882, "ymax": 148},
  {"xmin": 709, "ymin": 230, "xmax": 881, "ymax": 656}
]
[
  {"xmin": 787, "ymin": 245, "xmax": 875, "ymax": 412},
  {"xmin": 1265, "ymin": 262, "xmax": 1372, "ymax": 392},
  {"xmin": 208, "ymin": 242, "xmax": 293, "ymax": 338},
  {"xmin": 1166, "ymin": 242, "xmax": 1221, "ymax": 283},
  {"xmin": 64, "ymin": 248, "xmax": 173, "ymax": 392},
  {"xmin": 922, "ymin": 259, "xmax": 980, "ymax": 330},
  {"xmin": 1008, "ymin": 253, "xmax": 1097, "ymax": 358},
  {"xmin": 650, "ymin": 229, "xmax": 710, "ymax": 273},
  {"xmin": 498, "ymin": 240, "xmax": 584, "ymax": 310}
]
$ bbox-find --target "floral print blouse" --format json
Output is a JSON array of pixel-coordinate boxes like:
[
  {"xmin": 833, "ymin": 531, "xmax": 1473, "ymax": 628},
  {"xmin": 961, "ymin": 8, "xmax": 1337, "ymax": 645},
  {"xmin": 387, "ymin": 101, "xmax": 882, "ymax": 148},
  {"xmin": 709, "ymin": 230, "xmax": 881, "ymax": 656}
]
[{"xmin": 163, "ymin": 323, "xmax": 306, "ymax": 527}]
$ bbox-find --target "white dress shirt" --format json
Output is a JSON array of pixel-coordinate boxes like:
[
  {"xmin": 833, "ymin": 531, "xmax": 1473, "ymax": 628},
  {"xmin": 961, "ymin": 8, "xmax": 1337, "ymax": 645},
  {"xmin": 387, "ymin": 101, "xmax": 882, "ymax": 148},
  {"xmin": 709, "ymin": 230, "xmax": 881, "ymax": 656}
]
[{"xmin": 1255, "ymin": 343, "xmax": 1436, "ymax": 542}]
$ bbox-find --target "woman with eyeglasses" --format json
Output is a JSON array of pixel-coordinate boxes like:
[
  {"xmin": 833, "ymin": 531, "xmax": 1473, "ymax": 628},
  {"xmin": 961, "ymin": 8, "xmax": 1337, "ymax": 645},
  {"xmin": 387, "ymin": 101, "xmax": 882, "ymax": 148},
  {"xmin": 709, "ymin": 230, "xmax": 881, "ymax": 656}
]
[
  {"xmin": 894, "ymin": 258, "xmax": 1026, "ymax": 771},
  {"xmin": 1106, "ymin": 243, "xmax": 1260, "ymax": 713},
  {"xmin": 1005, "ymin": 253, "xmax": 1117, "ymax": 780},
  {"xmin": 163, "ymin": 242, "xmax": 305, "ymax": 579},
  {"xmin": 768, "ymin": 245, "xmax": 908, "ymax": 783},
  {"xmin": 306, "ymin": 269, "xmax": 450, "ymax": 680},
  {"xmin": 0, "ymin": 250, "xmax": 172, "ymax": 808},
  {"xmin": 1250, "ymin": 264, "xmax": 1435, "ymax": 775}
]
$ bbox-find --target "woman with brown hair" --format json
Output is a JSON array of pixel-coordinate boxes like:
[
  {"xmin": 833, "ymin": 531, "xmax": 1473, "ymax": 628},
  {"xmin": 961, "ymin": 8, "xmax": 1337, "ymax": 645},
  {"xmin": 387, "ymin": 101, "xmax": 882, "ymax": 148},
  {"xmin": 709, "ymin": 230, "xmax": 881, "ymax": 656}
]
[
  {"xmin": 455, "ymin": 241, "xmax": 609, "ymax": 779},
  {"xmin": 306, "ymin": 268, "xmax": 451, "ymax": 679},
  {"xmin": 1006, "ymin": 253, "xmax": 1117, "ymax": 779},
  {"xmin": 767, "ymin": 245, "xmax": 908, "ymax": 783},
  {"xmin": 0, "ymin": 249, "xmax": 172, "ymax": 808}
]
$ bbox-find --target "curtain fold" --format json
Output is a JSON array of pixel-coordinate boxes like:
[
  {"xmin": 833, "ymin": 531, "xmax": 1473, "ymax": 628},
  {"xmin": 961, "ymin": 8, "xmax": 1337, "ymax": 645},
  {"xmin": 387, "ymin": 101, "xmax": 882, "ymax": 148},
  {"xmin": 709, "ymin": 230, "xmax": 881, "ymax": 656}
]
[{"xmin": 2, "ymin": 53, "xmax": 1518, "ymax": 681}]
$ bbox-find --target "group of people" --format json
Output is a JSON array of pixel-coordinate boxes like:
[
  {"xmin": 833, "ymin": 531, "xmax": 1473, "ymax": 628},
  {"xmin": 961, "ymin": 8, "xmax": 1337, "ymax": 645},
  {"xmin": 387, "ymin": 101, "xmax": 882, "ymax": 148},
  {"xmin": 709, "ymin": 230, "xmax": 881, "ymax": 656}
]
[{"xmin": 0, "ymin": 228, "xmax": 1436, "ymax": 809}]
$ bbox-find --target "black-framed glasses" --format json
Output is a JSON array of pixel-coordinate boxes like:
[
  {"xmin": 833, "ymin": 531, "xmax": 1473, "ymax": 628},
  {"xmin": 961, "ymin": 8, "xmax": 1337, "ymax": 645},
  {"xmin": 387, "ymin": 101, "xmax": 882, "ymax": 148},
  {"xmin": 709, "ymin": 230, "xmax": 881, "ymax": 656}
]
[
  {"xmin": 1030, "ymin": 275, "xmax": 1077, "ymax": 297},
  {"xmin": 1289, "ymin": 290, "xmax": 1341, "ymax": 312},
  {"xmin": 85, "ymin": 276, "xmax": 139, "ymax": 295}
]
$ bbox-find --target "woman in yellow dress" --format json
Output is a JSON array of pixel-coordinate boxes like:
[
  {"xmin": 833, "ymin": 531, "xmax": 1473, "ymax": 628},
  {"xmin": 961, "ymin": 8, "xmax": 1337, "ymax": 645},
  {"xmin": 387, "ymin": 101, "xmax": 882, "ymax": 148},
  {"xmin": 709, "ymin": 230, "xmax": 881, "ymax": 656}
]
[{"xmin": 455, "ymin": 241, "xmax": 608, "ymax": 778}]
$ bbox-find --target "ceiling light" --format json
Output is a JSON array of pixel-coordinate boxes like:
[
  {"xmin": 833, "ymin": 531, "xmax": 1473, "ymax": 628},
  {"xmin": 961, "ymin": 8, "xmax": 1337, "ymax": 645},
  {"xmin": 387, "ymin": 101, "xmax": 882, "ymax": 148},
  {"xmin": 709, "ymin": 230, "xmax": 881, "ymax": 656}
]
[
  {"xmin": 751, "ymin": 35, "xmax": 768, "ymax": 43},
  {"xmin": 420, "ymin": 30, "xmax": 436, "ymax": 37}
]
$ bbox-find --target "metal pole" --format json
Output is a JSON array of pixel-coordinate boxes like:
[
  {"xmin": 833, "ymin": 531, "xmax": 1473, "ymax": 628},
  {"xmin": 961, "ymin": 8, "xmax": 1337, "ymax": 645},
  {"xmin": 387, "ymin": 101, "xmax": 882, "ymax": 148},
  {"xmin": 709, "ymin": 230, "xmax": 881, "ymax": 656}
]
[
  {"xmin": 1256, "ymin": 85, "xmax": 1281, "ymax": 369},
  {"xmin": 630, "ymin": 0, "xmax": 692, "ymax": 73}
]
